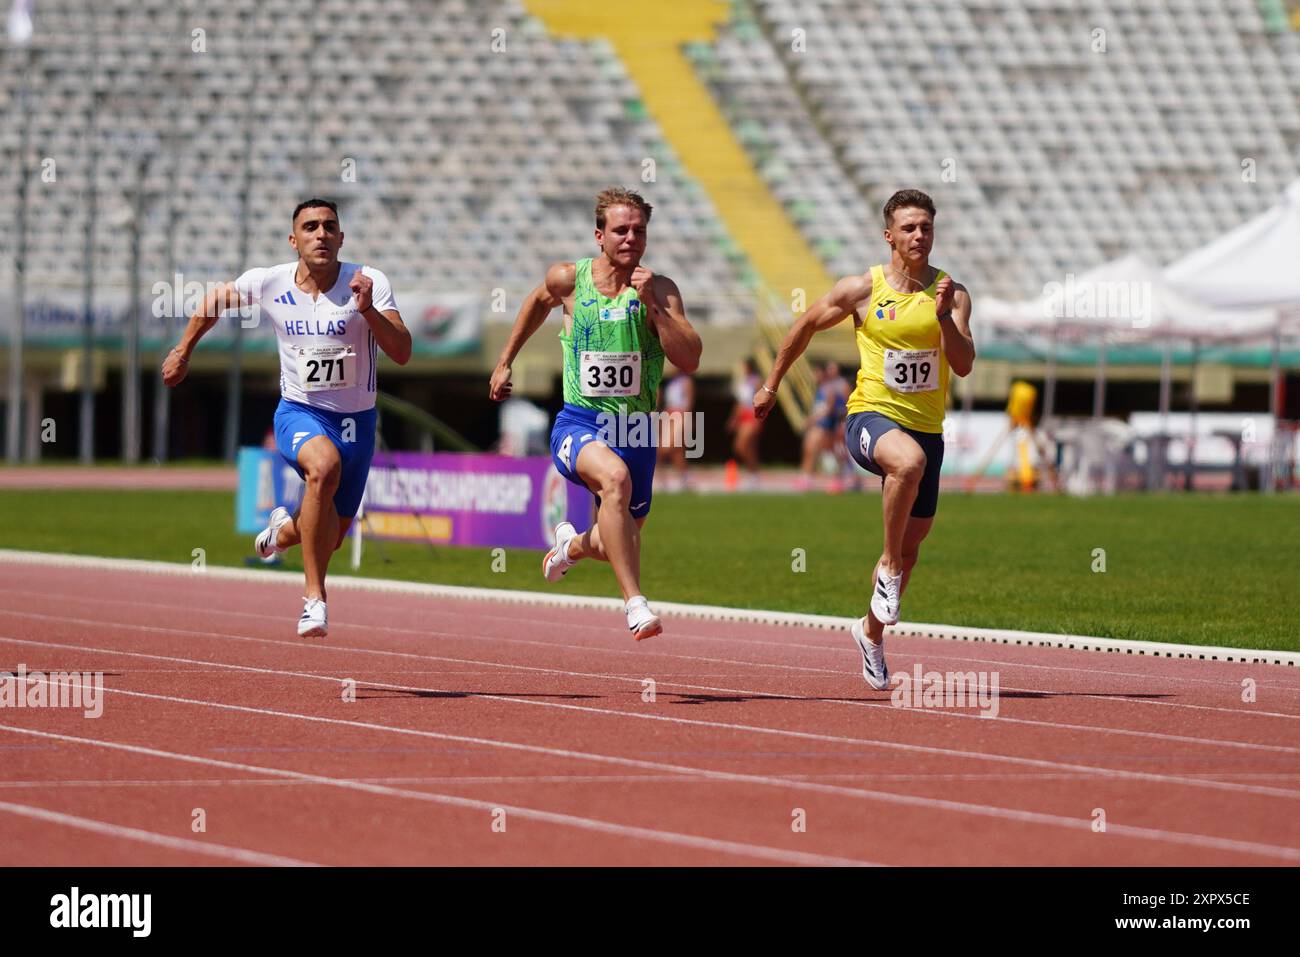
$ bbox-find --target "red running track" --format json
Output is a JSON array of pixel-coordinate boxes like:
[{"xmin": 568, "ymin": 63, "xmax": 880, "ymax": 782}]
[{"xmin": 0, "ymin": 557, "xmax": 1297, "ymax": 866}]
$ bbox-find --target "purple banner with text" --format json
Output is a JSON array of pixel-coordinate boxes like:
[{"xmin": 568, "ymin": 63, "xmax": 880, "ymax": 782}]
[{"xmin": 362, "ymin": 451, "xmax": 591, "ymax": 550}]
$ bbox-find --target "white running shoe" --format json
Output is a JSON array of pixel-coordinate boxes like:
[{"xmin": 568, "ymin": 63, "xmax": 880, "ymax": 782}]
[
  {"xmin": 851, "ymin": 617, "xmax": 889, "ymax": 690},
  {"xmin": 870, "ymin": 565, "xmax": 904, "ymax": 626},
  {"xmin": 542, "ymin": 522, "xmax": 578, "ymax": 582},
  {"xmin": 255, "ymin": 507, "xmax": 292, "ymax": 561},
  {"xmin": 626, "ymin": 596, "xmax": 662, "ymax": 641},
  {"xmin": 298, "ymin": 598, "xmax": 328, "ymax": 638}
]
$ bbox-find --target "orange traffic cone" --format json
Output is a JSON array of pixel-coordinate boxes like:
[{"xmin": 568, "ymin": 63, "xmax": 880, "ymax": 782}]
[{"xmin": 724, "ymin": 458, "xmax": 739, "ymax": 491}]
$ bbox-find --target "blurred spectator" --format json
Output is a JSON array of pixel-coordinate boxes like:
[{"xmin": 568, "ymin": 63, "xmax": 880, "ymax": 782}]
[
  {"xmin": 727, "ymin": 357, "xmax": 764, "ymax": 489},
  {"xmin": 657, "ymin": 365, "xmax": 694, "ymax": 491}
]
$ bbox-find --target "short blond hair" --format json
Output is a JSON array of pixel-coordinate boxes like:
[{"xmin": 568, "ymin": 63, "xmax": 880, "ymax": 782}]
[{"xmin": 595, "ymin": 187, "xmax": 653, "ymax": 229}]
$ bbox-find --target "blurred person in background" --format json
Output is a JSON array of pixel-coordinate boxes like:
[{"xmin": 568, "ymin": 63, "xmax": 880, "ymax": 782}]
[
  {"xmin": 657, "ymin": 365, "xmax": 694, "ymax": 491},
  {"xmin": 728, "ymin": 357, "xmax": 765, "ymax": 489},
  {"xmin": 798, "ymin": 361, "xmax": 851, "ymax": 491}
]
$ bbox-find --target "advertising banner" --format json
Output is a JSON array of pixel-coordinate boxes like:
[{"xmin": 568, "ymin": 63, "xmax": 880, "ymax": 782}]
[
  {"xmin": 236, "ymin": 448, "xmax": 590, "ymax": 551},
  {"xmin": 363, "ymin": 450, "xmax": 590, "ymax": 550}
]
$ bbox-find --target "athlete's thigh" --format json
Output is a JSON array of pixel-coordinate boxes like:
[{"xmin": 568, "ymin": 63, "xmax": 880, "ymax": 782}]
[
  {"xmin": 872, "ymin": 428, "xmax": 927, "ymax": 475},
  {"xmin": 574, "ymin": 440, "xmax": 628, "ymax": 492},
  {"xmin": 296, "ymin": 434, "xmax": 342, "ymax": 477},
  {"xmin": 551, "ymin": 414, "xmax": 610, "ymax": 491},
  {"xmin": 275, "ymin": 402, "xmax": 330, "ymax": 476}
]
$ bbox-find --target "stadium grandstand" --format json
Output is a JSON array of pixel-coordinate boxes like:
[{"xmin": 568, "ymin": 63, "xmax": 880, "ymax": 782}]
[
  {"xmin": 4, "ymin": 0, "xmax": 1300, "ymax": 885},
  {"xmin": 2, "ymin": 0, "xmax": 1299, "ymax": 465}
]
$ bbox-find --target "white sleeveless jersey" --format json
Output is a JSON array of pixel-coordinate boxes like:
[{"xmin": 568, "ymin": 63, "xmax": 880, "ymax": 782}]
[{"xmin": 235, "ymin": 262, "xmax": 398, "ymax": 414}]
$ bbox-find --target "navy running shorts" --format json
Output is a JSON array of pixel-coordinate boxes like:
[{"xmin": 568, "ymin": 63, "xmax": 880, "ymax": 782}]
[{"xmin": 845, "ymin": 410, "xmax": 945, "ymax": 519}]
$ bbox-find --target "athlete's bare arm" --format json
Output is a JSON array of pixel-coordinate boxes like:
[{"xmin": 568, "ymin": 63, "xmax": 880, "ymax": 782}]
[
  {"xmin": 637, "ymin": 272, "xmax": 701, "ymax": 374},
  {"xmin": 489, "ymin": 262, "xmax": 577, "ymax": 402},
  {"xmin": 935, "ymin": 278, "xmax": 975, "ymax": 377},
  {"xmin": 350, "ymin": 270, "xmax": 411, "ymax": 366},
  {"xmin": 161, "ymin": 281, "xmax": 245, "ymax": 387},
  {"xmin": 753, "ymin": 273, "xmax": 872, "ymax": 421}
]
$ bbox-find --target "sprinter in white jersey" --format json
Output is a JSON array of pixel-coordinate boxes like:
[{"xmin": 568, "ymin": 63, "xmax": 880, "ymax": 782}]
[{"xmin": 162, "ymin": 199, "xmax": 411, "ymax": 637}]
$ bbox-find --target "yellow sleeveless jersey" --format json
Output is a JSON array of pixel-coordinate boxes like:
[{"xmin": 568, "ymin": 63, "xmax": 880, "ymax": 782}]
[{"xmin": 845, "ymin": 264, "xmax": 949, "ymax": 434}]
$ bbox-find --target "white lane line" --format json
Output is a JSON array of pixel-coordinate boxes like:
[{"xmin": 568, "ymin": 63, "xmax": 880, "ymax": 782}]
[
  {"xmin": 4, "ymin": 609, "xmax": 1299, "ymax": 762},
  {"xmin": 0, "ymin": 724, "xmax": 870, "ymax": 867},
  {"xmin": 7, "ymin": 634, "xmax": 1300, "ymax": 806},
  {"xmin": 1, "ymin": 549, "xmax": 1294, "ymax": 666},
  {"xmin": 4, "ymin": 632, "xmax": 1299, "ymax": 804},
  {"xmin": 6, "ymin": 771, "xmax": 1300, "ymax": 791},
  {"xmin": 7, "ymin": 585, "xmax": 1300, "ymax": 707},
  {"xmin": 10, "ymin": 632, "xmax": 1300, "ymax": 851},
  {"xmin": 3, "ymin": 694, "xmax": 1296, "ymax": 863},
  {"xmin": 7, "ymin": 585, "xmax": 1300, "ymax": 699},
  {"xmin": 0, "ymin": 798, "xmax": 319, "ymax": 866}
]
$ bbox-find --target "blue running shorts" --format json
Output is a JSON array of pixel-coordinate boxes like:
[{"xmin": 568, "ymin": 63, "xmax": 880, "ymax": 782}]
[
  {"xmin": 273, "ymin": 398, "xmax": 377, "ymax": 519},
  {"xmin": 550, "ymin": 403, "xmax": 657, "ymax": 519}
]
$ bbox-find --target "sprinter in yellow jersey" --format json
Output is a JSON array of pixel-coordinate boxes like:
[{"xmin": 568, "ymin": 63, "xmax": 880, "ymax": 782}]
[{"xmin": 754, "ymin": 190, "xmax": 975, "ymax": 689}]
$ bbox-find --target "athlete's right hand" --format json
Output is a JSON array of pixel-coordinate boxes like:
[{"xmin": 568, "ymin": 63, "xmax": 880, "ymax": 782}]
[
  {"xmin": 753, "ymin": 383, "xmax": 777, "ymax": 421},
  {"xmin": 161, "ymin": 349, "xmax": 189, "ymax": 388},
  {"xmin": 489, "ymin": 364, "xmax": 513, "ymax": 402}
]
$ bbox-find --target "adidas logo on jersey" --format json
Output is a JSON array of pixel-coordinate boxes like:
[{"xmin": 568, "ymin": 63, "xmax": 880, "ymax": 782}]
[{"xmin": 274, "ymin": 291, "xmax": 298, "ymax": 306}]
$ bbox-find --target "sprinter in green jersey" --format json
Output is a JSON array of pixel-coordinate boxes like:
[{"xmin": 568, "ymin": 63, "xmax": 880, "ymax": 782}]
[{"xmin": 490, "ymin": 188, "xmax": 702, "ymax": 640}]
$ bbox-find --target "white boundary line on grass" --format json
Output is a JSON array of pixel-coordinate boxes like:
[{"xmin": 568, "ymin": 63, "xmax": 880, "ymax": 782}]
[{"xmin": 0, "ymin": 549, "xmax": 1295, "ymax": 668}]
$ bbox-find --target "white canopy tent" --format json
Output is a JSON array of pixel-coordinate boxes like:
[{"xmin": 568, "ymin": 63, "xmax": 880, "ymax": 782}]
[
  {"xmin": 978, "ymin": 254, "xmax": 1277, "ymax": 421},
  {"xmin": 1165, "ymin": 178, "xmax": 1300, "ymax": 489},
  {"xmin": 1165, "ymin": 178, "xmax": 1300, "ymax": 313}
]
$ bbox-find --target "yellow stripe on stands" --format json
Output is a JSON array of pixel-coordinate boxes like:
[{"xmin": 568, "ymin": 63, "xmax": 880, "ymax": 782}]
[{"xmin": 522, "ymin": 0, "xmax": 848, "ymax": 353}]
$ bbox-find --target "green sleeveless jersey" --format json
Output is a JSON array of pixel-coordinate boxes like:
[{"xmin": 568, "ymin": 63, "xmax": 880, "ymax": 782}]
[{"xmin": 561, "ymin": 258, "xmax": 665, "ymax": 416}]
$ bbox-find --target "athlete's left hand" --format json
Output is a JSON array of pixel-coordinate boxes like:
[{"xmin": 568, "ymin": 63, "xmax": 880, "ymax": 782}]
[
  {"xmin": 350, "ymin": 269, "xmax": 373, "ymax": 313},
  {"xmin": 934, "ymin": 276, "xmax": 954, "ymax": 318},
  {"xmin": 631, "ymin": 266, "xmax": 656, "ymax": 303}
]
